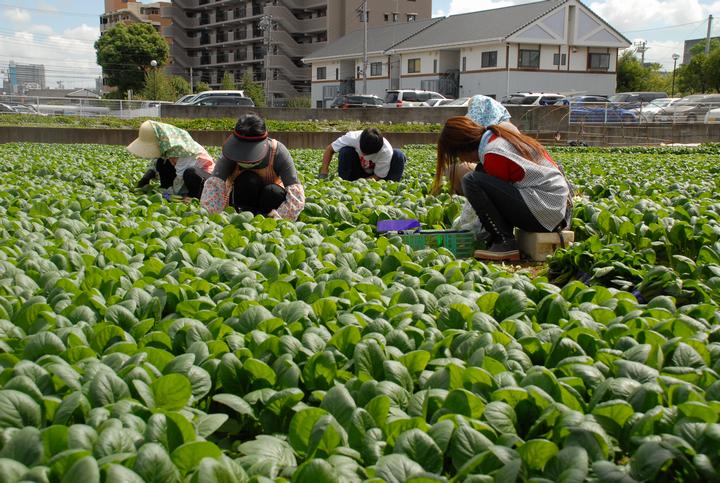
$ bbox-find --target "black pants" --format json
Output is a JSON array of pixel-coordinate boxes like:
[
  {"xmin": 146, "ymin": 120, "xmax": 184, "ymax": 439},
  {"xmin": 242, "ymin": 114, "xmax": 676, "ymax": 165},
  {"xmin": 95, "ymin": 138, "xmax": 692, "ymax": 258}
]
[
  {"xmin": 156, "ymin": 158, "xmax": 176, "ymax": 188},
  {"xmin": 462, "ymin": 171, "xmax": 546, "ymax": 241},
  {"xmin": 231, "ymin": 171, "xmax": 286, "ymax": 215},
  {"xmin": 183, "ymin": 168, "xmax": 211, "ymax": 199},
  {"xmin": 337, "ymin": 147, "xmax": 406, "ymax": 181}
]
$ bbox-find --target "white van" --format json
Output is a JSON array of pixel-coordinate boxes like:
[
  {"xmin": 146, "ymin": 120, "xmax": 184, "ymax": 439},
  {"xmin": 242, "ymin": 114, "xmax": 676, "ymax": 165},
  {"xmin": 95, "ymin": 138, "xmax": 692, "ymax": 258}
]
[{"xmin": 383, "ymin": 89, "xmax": 446, "ymax": 108}]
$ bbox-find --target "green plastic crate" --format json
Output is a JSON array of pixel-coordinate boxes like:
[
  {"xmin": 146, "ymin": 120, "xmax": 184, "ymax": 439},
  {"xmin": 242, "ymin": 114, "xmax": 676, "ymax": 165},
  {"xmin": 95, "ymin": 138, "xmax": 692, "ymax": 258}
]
[{"xmin": 400, "ymin": 230, "xmax": 477, "ymax": 258}]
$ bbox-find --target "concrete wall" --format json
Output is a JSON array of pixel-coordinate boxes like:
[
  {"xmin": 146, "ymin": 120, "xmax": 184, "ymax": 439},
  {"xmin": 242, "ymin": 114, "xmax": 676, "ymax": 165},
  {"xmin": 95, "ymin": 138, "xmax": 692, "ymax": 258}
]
[
  {"xmin": 159, "ymin": 104, "xmax": 570, "ymax": 132},
  {"xmin": 3, "ymin": 123, "xmax": 720, "ymax": 148},
  {"xmin": 459, "ymin": 69, "xmax": 616, "ymax": 99}
]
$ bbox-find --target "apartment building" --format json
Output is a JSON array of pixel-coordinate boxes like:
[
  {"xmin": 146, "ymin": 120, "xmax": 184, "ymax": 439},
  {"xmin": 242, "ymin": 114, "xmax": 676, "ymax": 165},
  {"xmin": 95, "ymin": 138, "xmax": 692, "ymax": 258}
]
[
  {"xmin": 163, "ymin": 0, "xmax": 431, "ymax": 104},
  {"xmin": 305, "ymin": 0, "xmax": 631, "ymax": 106},
  {"xmin": 100, "ymin": 0, "xmax": 172, "ymax": 35}
]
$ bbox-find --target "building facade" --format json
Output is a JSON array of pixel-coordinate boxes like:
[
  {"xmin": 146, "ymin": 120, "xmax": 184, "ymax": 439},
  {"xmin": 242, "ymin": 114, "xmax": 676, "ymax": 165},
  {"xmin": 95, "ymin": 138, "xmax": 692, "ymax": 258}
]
[
  {"xmin": 305, "ymin": 0, "xmax": 631, "ymax": 107},
  {"xmin": 683, "ymin": 37, "xmax": 720, "ymax": 64},
  {"xmin": 6, "ymin": 61, "xmax": 46, "ymax": 94},
  {"xmin": 162, "ymin": 0, "xmax": 431, "ymax": 104},
  {"xmin": 101, "ymin": 0, "xmax": 172, "ymax": 35}
]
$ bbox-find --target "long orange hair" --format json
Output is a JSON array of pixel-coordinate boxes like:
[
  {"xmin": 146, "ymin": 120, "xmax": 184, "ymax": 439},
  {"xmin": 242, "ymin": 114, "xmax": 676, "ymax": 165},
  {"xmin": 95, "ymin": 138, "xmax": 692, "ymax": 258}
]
[{"xmin": 431, "ymin": 116, "xmax": 548, "ymax": 195}]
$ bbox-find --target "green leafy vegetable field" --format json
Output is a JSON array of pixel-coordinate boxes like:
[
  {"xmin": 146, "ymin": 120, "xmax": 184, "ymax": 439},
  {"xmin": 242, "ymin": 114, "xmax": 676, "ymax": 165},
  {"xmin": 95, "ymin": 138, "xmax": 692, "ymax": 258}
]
[{"xmin": 0, "ymin": 143, "xmax": 719, "ymax": 482}]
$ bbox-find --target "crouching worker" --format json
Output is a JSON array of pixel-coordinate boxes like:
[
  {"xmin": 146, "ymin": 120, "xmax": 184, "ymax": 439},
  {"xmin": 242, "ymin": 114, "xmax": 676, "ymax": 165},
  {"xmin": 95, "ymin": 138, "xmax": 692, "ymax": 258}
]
[
  {"xmin": 318, "ymin": 128, "xmax": 406, "ymax": 181},
  {"xmin": 129, "ymin": 120, "xmax": 214, "ymax": 198},
  {"xmin": 436, "ymin": 116, "xmax": 571, "ymax": 261},
  {"xmin": 201, "ymin": 114, "xmax": 305, "ymax": 220}
]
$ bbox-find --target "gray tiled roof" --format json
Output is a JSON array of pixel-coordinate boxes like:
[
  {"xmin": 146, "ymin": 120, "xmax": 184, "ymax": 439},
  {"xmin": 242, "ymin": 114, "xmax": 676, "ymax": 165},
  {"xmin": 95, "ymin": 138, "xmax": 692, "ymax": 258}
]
[
  {"xmin": 391, "ymin": 0, "xmax": 566, "ymax": 51},
  {"xmin": 303, "ymin": 18, "xmax": 442, "ymax": 61}
]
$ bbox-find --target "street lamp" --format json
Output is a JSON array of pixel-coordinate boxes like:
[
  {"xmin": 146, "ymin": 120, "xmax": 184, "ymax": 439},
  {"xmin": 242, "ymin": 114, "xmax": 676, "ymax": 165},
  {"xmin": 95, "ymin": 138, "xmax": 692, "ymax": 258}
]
[
  {"xmin": 150, "ymin": 59, "xmax": 158, "ymax": 101},
  {"xmin": 671, "ymin": 53, "xmax": 680, "ymax": 98}
]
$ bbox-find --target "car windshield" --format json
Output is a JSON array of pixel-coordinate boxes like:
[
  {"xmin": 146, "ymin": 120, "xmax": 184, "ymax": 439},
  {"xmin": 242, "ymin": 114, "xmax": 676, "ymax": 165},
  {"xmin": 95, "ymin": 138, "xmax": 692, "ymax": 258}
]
[
  {"xmin": 649, "ymin": 99, "xmax": 671, "ymax": 107},
  {"xmin": 385, "ymin": 92, "xmax": 398, "ymax": 103}
]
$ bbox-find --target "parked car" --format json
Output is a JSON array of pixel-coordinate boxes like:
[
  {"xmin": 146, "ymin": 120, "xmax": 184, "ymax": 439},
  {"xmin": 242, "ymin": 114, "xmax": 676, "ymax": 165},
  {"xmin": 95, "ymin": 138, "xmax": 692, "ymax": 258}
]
[
  {"xmin": 631, "ymin": 97, "xmax": 680, "ymax": 122},
  {"xmin": 190, "ymin": 95, "xmax": 255, "ymax": 107},
  {"xmin": 383, "ymin": 89, "xmax": 446, "ymax": 108},
  {"xmin": 330, "ymin": 94, "xmax": 383, "ymax": 108},
  {"xmin": 555, "ymin": 95, "xmax": 609, "ymax": 106},
  {"xmin": 566, "ymin": 99, "xmax": 638, "ymax": 123},
  {"xmin": 705, "ymin": 107, "xmax": 720, "ymax": 123},
  {"xmin": 441, "ymin": 97, "xmax": 472, "ymax": 107},
  {"xmin": 609, "ymin": 91, "xmax": 668, "ymax": 109},
  {"xmin": 0, "ymin": 103, "xmax": 17, "ymax": 114},
  {"xmin": 654, "ymin": 94, "xmax": 720, "ymax": 123},
  {"xmin": 511, "ymin": 93, "xmax": 566, "ymax": 106},
  {"xmin": 423, "ymin": 98, "xmax": 454, "ymax": 107},
  {"xmin": 176, "ymin": 94, "xmax": 197, "ymax": 104},
  {"xmin": 501, "ymin": 92, "xmax": 532, "ymax": 104},
  {"xmin": 188, "ymin": 90, "xmax": 247, "ymax": 104},
  {"xmin": 11, "ymin": 104, "xmax": 46, "ymax": 116}
]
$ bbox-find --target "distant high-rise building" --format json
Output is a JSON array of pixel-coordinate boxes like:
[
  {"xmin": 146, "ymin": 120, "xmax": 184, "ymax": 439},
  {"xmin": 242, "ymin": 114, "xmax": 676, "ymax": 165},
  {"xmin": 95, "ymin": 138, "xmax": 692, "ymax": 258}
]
[
  {"xmin": 8, "ymin": 61, "xmax": 46, "ymax": 93},
  {"xmin": 164, "ymin": 0, "xmax": 432, "ymax": 104}
]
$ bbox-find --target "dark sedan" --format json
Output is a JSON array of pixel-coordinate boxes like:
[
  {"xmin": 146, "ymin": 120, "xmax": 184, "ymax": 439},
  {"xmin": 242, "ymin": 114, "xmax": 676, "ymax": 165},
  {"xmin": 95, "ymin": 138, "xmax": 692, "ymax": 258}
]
[{"xmin": 330, "ymin": 94, "xmax": 384, "ymax": 109}]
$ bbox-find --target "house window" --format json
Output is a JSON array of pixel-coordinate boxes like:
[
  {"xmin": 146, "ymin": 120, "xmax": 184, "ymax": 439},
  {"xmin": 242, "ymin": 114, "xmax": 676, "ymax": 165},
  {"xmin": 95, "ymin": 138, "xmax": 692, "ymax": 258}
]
[
  {"xmin": 481, "ymin": 51, "xmax": 497, "ymax": 68},
  {"xmin": 316, "ymin": 67, "xmax": 326, "ymax": 80},
  {"xmin": 407, "ymin": 14, "xmax": 416, "ymax": 22},
  {"xmin": 370, "ymin": 62, "xmax": 382, "ymax": 76},
  {"xmin": 553, "ymin": 53, "xmax": 567, "ymax": 66},
  {"xmin": 462, "ymin": 56, "xmax": 466, "ymax": 72},
  {"xmin": 384, "ymin": 13, "xmax": 389, "ymax": 21},
  {"xmin": 588, "ymin": 52, "xmax": 610, "ymax": 70},
  {"xmin": 518, "ymin": 49, "xmax": 540, "ymax": 69},
  {"xmin": 407, "ymin": 58, "xmax": 420, "ymax": 73},
  {"xmin": 433, "ymin": 59, "xmax": 437, "ymax": 73},
  {"xmin": 392, "ymin": 13, "xmax": 399, "ymax": 22}
]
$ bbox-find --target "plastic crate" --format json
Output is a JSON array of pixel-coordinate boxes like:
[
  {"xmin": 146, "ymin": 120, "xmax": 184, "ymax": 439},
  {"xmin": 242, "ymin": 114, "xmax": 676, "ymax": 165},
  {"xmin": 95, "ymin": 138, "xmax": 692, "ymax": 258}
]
[{"xmin": 399, "ymin": 230, "xmax": 477, "ymax": 258}]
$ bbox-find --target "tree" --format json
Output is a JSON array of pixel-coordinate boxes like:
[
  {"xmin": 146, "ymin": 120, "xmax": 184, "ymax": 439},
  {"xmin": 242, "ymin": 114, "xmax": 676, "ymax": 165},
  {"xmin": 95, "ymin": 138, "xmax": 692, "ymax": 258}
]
[
  {"xmin": 170, "ymin": 76, "xmax": 192, "ymax": 97},
  {"xmin": 616, "ymin": 50, "xmax": 650, "ymax": 92},
  {"xmin": 195, "ymin": 81, "xmax": 211, "ymax": 93},
  {"xmin": 141, "ymin": 70, "xmax": 175, "ymax": 101},
  {"xmin": 95, "ymin": 23, "xmax": 169, "ymax": 96},
  {"xmin": 221, "ymin": 72, "xmax": 236, "ymax": 90},
  {"xmin": 240, "ymin": 70, "xmax": 265, "ymax": 107}
]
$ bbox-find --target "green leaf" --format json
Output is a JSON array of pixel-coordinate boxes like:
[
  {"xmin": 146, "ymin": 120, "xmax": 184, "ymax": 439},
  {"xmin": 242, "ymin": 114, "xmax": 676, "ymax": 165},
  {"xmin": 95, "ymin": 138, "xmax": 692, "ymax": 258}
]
[
  {"xmin": 166, "ymin": 412, "xmax": 197, "ymax": 452},
  {"xmin": 196, "ymin": 414, "xmax": 229, "ymax": 438},
  {"xmin": 393, "ymin": 429, "xmax": 443, "ymax": 473},
  {"xmin": 517, "ymin": 439, "xmax": 558, "ymax": 471},
  {"xmin": 133, "ymin": 443, "xmax": 181, "ymax": 483},
  {"xmin": 106, "ymin": 464, "xmax": 145, "ymax": 483},
  {"xmin": 543, "ymin": 446, "xmax": 589, "ymax": 483},
  {"xmin": 374, "ymin": 454, "xmax": 425, "ymax": 483},
  {"xmin": 171, "ymin": 441, "xmax": 222, "ymax": 475},
  {"xmin": 212, "ymin": 393, "xmax": 255, "ymax": 418},
  {"xmin": 629, "ymin": 442, "xmax": 675, "ymax": 481},
  {"xmin": 399, "ymin": 351, "xmax": 431, "ymax": 375},
  {"xmin": 151, "ymin": 374, "xmax": 192, "ymax": 410},
  {"xmin": 289, "ymin": 408, "xmax": 328, "ymax": 456},
  {"xmin": 483, "ymin": 401, "xmax": 517, "ymax": 434},
  {"xmin": 88, "ymin": 372, "xmax": 130, "ymax": 407},
  {"xmin": 292, "ymin": 459, "xmax": 337, "ymax": 483},
  {"xmin": 61, "ymin": 456, "xmax": 100, "ymax": 483},
  {"xmin": 320, "ymin": 385, "xmax": 357, "ymax": 428},
  {"xmin": 0, "ymin": 459, "xmax": 28, "ymax": 483},
  {"xmin": 0, "ymin": 389, "xmax": 42, "ymax": 429},
  {"xmin": 0, "ymin": 427, "xmax": 43, "ymax": 467}
]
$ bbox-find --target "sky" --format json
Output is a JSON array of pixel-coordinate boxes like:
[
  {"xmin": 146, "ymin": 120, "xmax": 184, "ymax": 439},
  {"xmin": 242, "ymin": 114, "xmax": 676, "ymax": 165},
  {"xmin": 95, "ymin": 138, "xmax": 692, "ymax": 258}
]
[{"xmin": 0, "ymin": 0, "xmax": 718, "ymax": 89}]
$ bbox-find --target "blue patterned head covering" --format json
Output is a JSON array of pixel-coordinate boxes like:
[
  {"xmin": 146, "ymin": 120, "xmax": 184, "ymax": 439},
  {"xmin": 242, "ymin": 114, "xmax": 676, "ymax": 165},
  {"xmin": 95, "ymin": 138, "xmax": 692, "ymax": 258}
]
[{"xmin": 466, "ymin": 95, "xmax": 511, "ymax": 126}]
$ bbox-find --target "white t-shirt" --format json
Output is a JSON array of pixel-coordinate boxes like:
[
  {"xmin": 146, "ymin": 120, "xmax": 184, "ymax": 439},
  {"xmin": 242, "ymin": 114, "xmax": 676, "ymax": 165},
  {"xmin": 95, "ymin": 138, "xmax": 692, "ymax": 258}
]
[{"xmin": 331, "ymin": 130, "xmax": 394, "ymax": 178}]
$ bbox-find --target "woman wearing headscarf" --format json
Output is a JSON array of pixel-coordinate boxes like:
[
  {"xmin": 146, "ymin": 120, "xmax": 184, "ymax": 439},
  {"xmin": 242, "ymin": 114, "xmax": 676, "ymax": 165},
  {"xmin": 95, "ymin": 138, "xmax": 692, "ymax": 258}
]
[
  {"xmin": 129, "ymin": 120, "xmax": 215, "ymax": 199},
  {"xmin": 201, "ymin": 114, "xmax": 305, "ymax": 220},
  {"xmin": 436, "ymin": 116, "xmax": 571, "ymax": 261},
  {"xmin": 438, "ymin": 95, "xmax": 519, "ymax": 196}
]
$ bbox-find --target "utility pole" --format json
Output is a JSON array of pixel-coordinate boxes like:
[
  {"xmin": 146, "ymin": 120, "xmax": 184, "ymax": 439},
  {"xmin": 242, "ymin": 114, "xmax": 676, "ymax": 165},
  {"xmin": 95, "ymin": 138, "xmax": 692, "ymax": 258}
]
[
  {"xmin": 189, "ymin": 67, "xmax": 194, "ymax": 93},
  {"xmin": 259, "ymin": 14, "xmax": 273, "ymax": 107},
  {"xmin": 635, "ymin": 40, "xmax": 648, "ymax": 65},
  {"xmin": 363, "ymin": 0, "xmax": 368, "ymax": 95},
  {"xmin": 706, "ymin": 15, "xmax": 714, "ymax": 55}
]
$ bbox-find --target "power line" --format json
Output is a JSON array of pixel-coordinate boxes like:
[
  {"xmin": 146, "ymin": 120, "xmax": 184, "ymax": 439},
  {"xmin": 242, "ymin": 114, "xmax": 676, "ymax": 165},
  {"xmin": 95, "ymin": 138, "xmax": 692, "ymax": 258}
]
[
  {"xmin": 0, "ymin": 2, "xmax": 98, "ymax": 18},
  {"xmin": 621, "ymin": 19, "xmax": 707, "ymax": 34}
]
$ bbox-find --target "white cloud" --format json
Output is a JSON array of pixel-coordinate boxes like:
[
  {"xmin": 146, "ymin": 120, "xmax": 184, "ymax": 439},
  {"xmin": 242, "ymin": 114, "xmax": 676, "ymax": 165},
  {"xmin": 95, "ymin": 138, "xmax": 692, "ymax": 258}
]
[
  {"xmin": 0, "ymin": 24, "xmax": 101, "ymax": 89},
  {"xmin": 3, "ymin": 7, "xmax": 31, "ymax": 23},
  {"xmin": 29, "ymin": 25, "xmax": 54, "ymax": 36},
  {"xmin": 588, "ymin": 0, "xmax": 709, "ymax": 33}
]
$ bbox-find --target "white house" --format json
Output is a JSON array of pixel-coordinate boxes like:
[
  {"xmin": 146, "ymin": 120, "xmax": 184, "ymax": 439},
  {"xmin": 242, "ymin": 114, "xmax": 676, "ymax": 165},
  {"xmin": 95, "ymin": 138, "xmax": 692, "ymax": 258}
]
[{"xmin": 303, "ymin": 0, "xmax": 631, "ymax": 107}]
